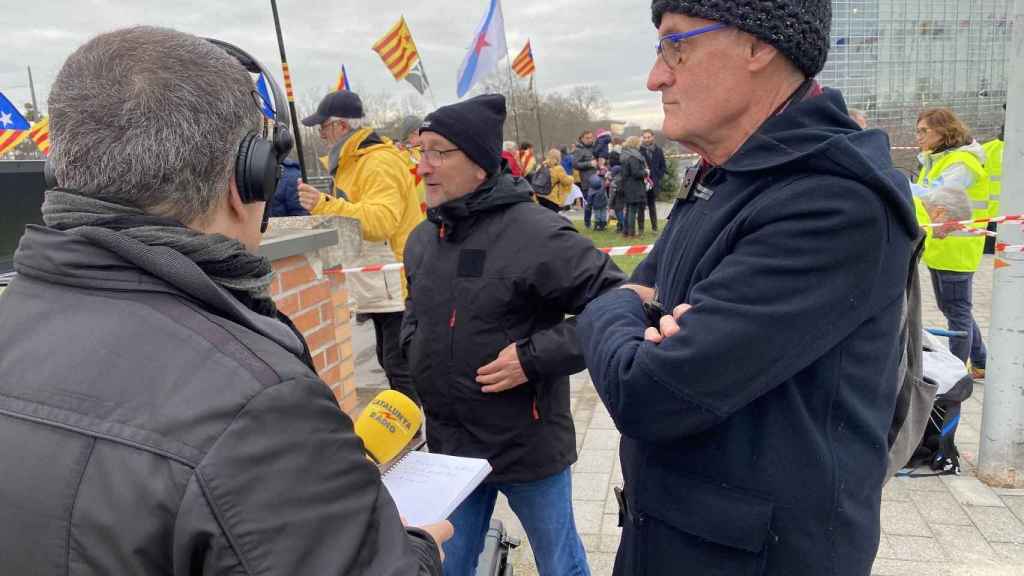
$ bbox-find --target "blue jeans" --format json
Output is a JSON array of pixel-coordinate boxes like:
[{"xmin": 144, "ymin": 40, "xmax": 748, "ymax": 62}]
[
  {"xmin": 442, "ymin": 467, "xmax": 590, "ymax": 576},
  {"xmin": 583, "ymin": 200, "xmax": 593, "ymax": 228},
  {"xmin": 929, "ymin": 268, "xmax": 987, "ymax": 368}
]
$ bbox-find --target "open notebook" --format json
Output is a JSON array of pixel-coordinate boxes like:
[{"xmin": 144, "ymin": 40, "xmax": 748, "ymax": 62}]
[{"xmin": 382, "ymin": 451, "xmax": 492, "ymax": 526}]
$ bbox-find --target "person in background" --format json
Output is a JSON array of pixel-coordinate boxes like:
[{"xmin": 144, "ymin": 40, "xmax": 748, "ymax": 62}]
[
  {"xmin": 609, "ymin": 164, "xmax": 626, "ymax": 232},
  {"xmin": 502, "ymin": 141, "xmax": 523, "ymax": 177},
  {"xmin": 297, "ymin": 90, "xmax": 424, "ymax": 406},
  {"xmin": 588, "ymin": 173, "xmax": 609, "ymax": 231},
  {"xmin": 594, "ymin": 128, "xmax": 613, "ymax": 169},
  {"xmin": 849, "ymin": 107, "xmax": 869, "ymax": 129},
  {"xmin": 518, "ymin": 141, "xmax": 538, "ymax": 176},
  {"xmin": 404, "ymin": 94, "xmax": 625, "ymax": 576},
  {"xmin": 536, "ymin": 148, "xmax": 575, "ymax": 213},
  {"xmin": 573, "ymin": 131, "xmax": 599, "ymax": 226},
  {"xmin": 981, "ymin": 112, "xmax": 1004, "ymax": 254},
  {"xmin": 915, "ymin": 107, "xmax": 991, "ymax": 380},
  {"xmin": 619, "ymin": 136, "xmax": 648, "ymax": 237},
  {"xmin": 398, "ymin": 115, "xmax": 428, "ymax": 214},
  {"xmin": 639, "ymin": 129, "xmax": 667, "ymax": 231},
  {"xmin": 269, "ymin": 158, "xmax": 308, "ymax": 217}
]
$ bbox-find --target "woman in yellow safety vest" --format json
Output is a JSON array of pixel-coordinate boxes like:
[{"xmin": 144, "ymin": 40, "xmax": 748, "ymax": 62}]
[{"xmin": 915, "ymin": 108, "xmax": 991, "ymax": 380}]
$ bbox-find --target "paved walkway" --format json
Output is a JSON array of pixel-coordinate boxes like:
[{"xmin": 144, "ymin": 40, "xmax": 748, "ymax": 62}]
[{"xmin": 354, "ymin": 256, "xmax": 1023, "ymax": 575}]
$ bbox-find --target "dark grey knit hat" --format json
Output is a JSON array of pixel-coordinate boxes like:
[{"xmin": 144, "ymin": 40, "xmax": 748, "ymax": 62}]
[{"xmin": 651, "ymin": 0, "xmax": 831, "ymax": 78}]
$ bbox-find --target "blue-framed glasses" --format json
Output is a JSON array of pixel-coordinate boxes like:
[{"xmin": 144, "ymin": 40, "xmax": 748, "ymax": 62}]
[{"xmin": 657, "ymin": 23, "xmax": 728, "ymax": 68}]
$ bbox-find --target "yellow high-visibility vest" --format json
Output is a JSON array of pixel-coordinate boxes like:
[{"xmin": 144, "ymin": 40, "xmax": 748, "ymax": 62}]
[
  {"xmin": 916, "ymin": 150, "xmax": 990, "ymax": 273},
  {"xmin": 982, "ymin": 139, "xmax": 1003, "ymax": 217}
]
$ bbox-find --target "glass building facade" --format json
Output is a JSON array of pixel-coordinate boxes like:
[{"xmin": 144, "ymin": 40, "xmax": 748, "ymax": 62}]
[{"xmin": 820, "ymin": 0, "xmax": 1012, "ymax": 146}]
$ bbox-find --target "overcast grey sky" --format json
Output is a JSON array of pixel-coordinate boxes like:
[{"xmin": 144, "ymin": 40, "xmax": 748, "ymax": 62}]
[{"xmin": 0, "ymin": 0, "xmax": 667, "ymax": 128}]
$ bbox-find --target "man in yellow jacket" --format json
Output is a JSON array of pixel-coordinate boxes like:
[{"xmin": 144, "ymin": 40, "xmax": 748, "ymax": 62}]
[{"xmin": 297, "ymin": 91, "xmax": 423, "ymax": 405}]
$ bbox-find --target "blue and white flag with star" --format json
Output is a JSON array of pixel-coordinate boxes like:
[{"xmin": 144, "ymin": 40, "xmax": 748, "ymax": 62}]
[
  {"xmin": 456, "ymin": 0, "xmax": 508, "ymax": 99},
  {"xmin": 0, "ymin": 91, "xmax": 31, "ymax": 131}
]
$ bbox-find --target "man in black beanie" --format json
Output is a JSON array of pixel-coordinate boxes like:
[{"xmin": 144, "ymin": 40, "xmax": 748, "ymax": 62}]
[
  {"xmin": 400, "ymin": 94, "xmax": 625, "ymax": 576},
  {"xmin": 577, "ymin": 2, "xmax": 921, "ymax": 575}
]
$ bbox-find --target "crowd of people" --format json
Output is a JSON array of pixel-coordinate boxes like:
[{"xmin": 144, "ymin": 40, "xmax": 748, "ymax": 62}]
[{"xmin": 0, "ymin": 1, "xmax": 1011, "ymax": 575}]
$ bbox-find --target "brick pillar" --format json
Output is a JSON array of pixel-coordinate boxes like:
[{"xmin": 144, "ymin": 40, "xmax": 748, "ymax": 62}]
[{"xmin": 269, "ymin": 254, "xmax": 357, "ymax": 416}]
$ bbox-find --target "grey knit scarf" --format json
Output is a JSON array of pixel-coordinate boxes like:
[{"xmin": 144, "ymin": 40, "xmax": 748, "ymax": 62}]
[{"xmin": 42, "ymin": 189, "xmax": 276, "ymax": 316}]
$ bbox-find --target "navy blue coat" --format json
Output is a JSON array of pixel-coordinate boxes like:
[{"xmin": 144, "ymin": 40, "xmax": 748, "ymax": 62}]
[
  {"xmin": 578, "ymin": 89, "xmax": 919, "ymax": 576},
  {"xmin": 270, "ymin": 159, "xmax": 308, "ymax": 217}
]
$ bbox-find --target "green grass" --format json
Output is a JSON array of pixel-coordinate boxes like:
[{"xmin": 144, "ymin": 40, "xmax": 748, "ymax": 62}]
[{"xmin": 574, "ymin": 223, "xmax": 662, "ymax": 276}]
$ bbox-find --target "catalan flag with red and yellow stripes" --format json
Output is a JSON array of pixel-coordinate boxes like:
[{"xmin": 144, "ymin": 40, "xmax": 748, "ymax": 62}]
[
  {"xmin": 29, "ymin": 117, "xmax": 50, "ymax": 156},
  {"xmin": 512, "ymin": 40, "xmax": 535, "ymax": 78},
  {"xmin": 372, "ymin": 17, "xmax": 421, "ymax": 81}
]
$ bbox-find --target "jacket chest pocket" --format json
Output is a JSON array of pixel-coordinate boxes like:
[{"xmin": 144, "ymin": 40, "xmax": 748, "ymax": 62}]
[{"xmin": 449, "ymin": 274, "xmax": 517, "ymax": 388}]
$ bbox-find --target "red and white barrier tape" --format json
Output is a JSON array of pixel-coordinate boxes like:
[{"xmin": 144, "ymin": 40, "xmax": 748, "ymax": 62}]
[
  {"xmin": 335, "ymin": 262, "xmax": 406, "ymax": 275},
  {"xmin": 599, "ymin": 244, "xmax": 655, "ymax": 256},
  {"xmin": 923, "ymin": 213, "xmax": 1024, "ymax": 229},
  {"xmin": 996, "ymin": 243, "xmax": 1024, "ymax": 254}
]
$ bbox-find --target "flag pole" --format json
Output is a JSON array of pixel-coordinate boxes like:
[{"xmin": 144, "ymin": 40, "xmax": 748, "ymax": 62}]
[
  {"xmin": 269, "ymin": 0, "xmax": 308, "ymax": 181},
  {"xmin": 503, "ymin": 54, "xmax": 521, "ymax": 143},
  {"xmin": 531, "ymin": 73, "xmax": 545, "ymax": 154}
]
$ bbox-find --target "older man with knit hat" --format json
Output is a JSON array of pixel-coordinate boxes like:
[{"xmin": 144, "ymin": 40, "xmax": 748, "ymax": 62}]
[
  {"xmin": 577, "ymin": 2, "xmax": 920, "ymax": 575},
  {"xmin": 401, "ymin": 94, "xmax": 625, "ymax": 576}
]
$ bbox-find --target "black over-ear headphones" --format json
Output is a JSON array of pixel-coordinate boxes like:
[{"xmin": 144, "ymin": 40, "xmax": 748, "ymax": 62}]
[{"xmin": 45, "ymin": 37, "xmax": 294, "ymax": 232}]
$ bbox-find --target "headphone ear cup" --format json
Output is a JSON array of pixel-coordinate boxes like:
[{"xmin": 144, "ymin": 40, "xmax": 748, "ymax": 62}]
[
  {"xmin": 236, "ymin": 132, "xmax": 279, "ymax": 204},
  {"xmin": 235, "ymin": 132, "xmax": 256, "ymax": 202}
]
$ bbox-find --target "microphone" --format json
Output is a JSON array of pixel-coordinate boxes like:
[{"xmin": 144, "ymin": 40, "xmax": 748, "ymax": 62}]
[{"xmin": 354, "ymin": 390, "xmax": 423, "ymax": 464}]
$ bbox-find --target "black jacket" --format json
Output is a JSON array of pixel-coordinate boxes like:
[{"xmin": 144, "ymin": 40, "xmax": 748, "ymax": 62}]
[
  {"xmin": 640, "ymin": 143, "xmax": 667, "ymax": 188},
  {"xmin": 578, "ymin": 89, "xmax": 919, "ymax": 575},
  {"xmin": 572, "ymin": 141, "xmax": 598, "ymax": 184},
  {"xmin": 402, "ymin": 174, "xmax": 624, "ymax": 483},
  {"xmin": 619, "ymin": 148, "xmax": 648, "ymax": 204},
  {"xmin": 0, "ymin": 224, "xmax": 441, "ymax": 575},
  {"xmin": 270, "ymin": 158, "xmax": 308, "ymax": 217}
]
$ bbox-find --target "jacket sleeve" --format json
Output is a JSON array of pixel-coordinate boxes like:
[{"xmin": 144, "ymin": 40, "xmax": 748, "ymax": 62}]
[
  {"xmin": 400, "ymin": 228, "xmax": 424, "ymax": 359},
  {"xmin": 282, "ymin": 165, "xmax": 308, "ymax": 216},
  {"xmin": 311, "ymin": 161, "xmax": 408, "ymax": 242},
  {"xmin": 573, "ymin": 149, "xmax": 596, "ymax": 171},
  {"xmin": 174, "ymin": 377, "xmax": 442, "ymax": 576},
  {"xmin": 628, "ymin": 231, "xmax": 663, "ymax": 286},
  {"xmin": 578, "ymin": 178, "xmax": 893, "ymax": 443},
  {"xmin": 652, "ymin": 147, "xmax": 667, "ymax": 183},
  {"xmin": 516, "ymin": 218, "xmax": 626, "ymax": 382}
]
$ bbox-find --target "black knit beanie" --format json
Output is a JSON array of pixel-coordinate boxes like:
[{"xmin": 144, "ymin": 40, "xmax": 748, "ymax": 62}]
[
  {"xmin": 651, "ymin": 0, "xmax": 831, "ymax": 78},
  {"xmin": 420, "ymin": 94, "xmax": 506, "ymax": 176}
]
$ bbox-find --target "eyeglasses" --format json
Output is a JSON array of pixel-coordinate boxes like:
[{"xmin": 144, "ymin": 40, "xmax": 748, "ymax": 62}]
[
  {"xmin": 421, "ymin": 148, "xmax": 461, "ymax": 166},
  {"xmin": 319, "ymin": 119, "xmax": 344, "ymax": 133},
  {"xmin": 657, "ymin": 23, "xmax": 727, "ymax": 69}
]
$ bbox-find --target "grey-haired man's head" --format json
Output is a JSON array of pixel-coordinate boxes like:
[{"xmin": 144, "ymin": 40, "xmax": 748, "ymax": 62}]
[{"xmin": 48, "ymin": 26, "xmax": 262, "ymax": 226}]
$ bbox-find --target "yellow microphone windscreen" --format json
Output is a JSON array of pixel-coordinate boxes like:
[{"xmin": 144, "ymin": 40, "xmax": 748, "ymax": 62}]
[{"xmin": 354, "ymin": 390, "xmax": 422, "ymax": 464}]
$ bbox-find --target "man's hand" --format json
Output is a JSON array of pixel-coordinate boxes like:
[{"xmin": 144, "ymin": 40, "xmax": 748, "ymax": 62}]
[
  {"xmin": 621, "ymin": 284, "xmax": 656, "ymax": 304},
  {"xmin": 297, "ymin": 180, "xmax": 321, "ymax": 211},
  {"xmin": 405, "ymin": 518, "xmax": 454, "ymax": 562},
  {"xmin": 644, "ymin": 304, "xmax": 693, "ymax": 344},
  {"xmin": 477, "ymin": 343, "xmax": 528, "ymax": 393}
]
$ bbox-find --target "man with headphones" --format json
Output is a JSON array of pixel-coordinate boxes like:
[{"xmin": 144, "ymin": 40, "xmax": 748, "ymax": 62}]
[{"xmin": 0, "ymin": 26, "xmax": 450, "ymax": 574}]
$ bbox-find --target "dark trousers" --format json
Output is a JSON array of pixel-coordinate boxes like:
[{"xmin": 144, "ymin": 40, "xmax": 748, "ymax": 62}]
[
  {"xmin": 625, "ymin": 203, "xmax": 644, "ymax": 236},
  {"xmin": 637, "ymin": 189, "xmax": 658, "ymax": 231},
  {"xmin": 370, "ymin": 311, "xmax": 420, "ymax": 405},
  {"xmin": 929, "ymin": 269, "xmax": 987, "ymax": 368},
  {"xmin": 583, "ymin": 199, "xmax": 593, "ymax": 228}
]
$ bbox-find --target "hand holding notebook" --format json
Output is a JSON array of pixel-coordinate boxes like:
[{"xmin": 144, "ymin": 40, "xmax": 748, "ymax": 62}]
[{"xmin": 382, "ymin": 451, "xmax": 492, "ymax": 526}]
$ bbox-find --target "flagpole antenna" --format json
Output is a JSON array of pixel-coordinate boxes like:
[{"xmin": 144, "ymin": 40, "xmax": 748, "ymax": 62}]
[
  {"xmin": 503, "ymin": 50, "xmax": 521, "ymax": 143},
  {"xmin": 269, "ymin": 0, "xmax": 309, "ymax": 181},
  {"xmin": 531, "ymin": 74, "xmax": 545, "ymax": 153},
  {"xmin": 26, "ymin": 66, "xmax": 39, "ymax": 119}
]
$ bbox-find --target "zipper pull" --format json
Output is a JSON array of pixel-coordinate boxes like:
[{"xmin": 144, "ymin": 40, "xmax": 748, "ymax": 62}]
[{"xmin": 449, "ymin": 308, "xmax": 457, "ymax": 329}]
